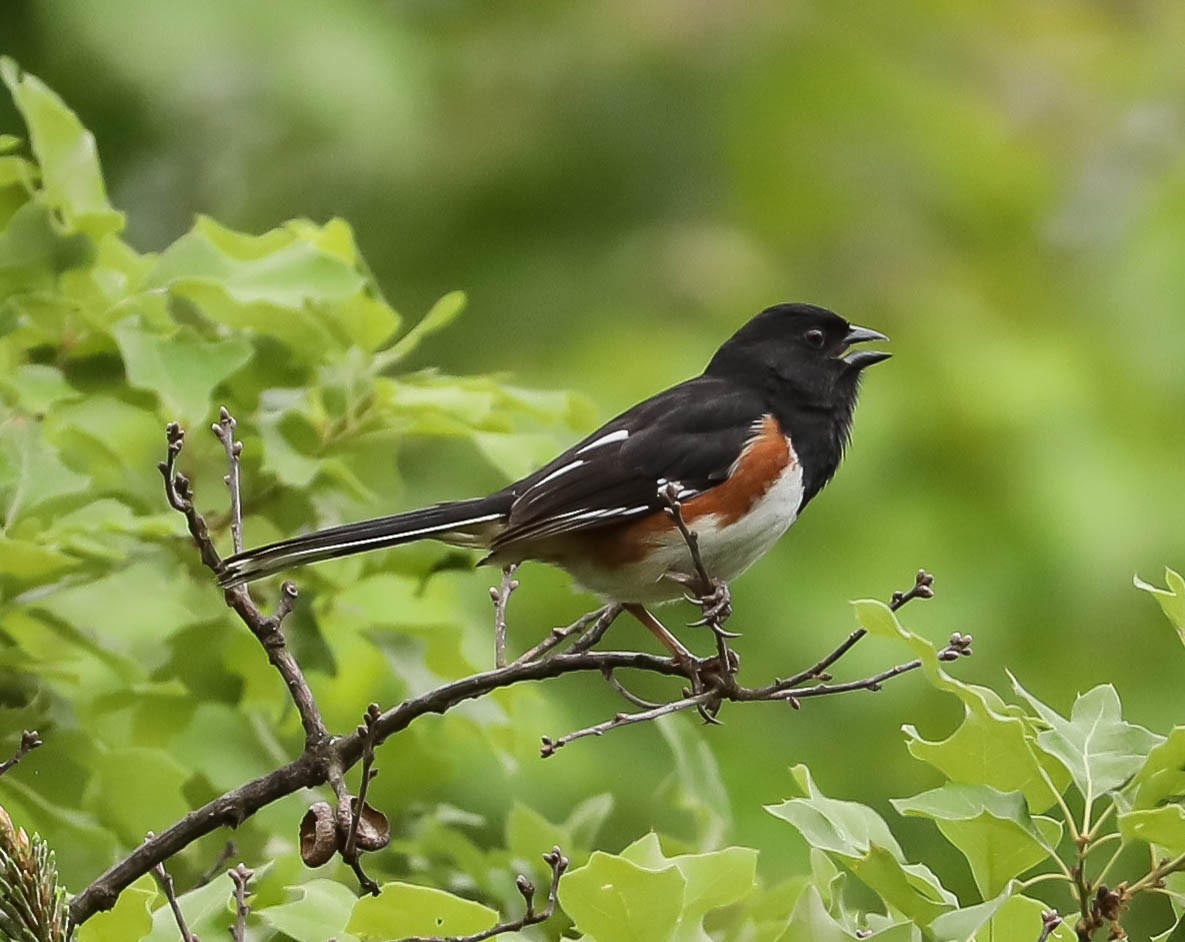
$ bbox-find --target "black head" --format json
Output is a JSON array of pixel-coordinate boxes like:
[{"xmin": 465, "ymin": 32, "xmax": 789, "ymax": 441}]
[{"xmin": 704, "ymin": 302, "xmax": 890, "ymax": 407}]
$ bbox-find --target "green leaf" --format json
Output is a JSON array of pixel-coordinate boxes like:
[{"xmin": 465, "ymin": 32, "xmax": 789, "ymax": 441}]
[
  {"xmin": 145, "ymin": 216, "xmax": 380, "ymax": 359},
  {"xmin": 892, "ymin": 785, "xmax": 1057, "ymax": 896},
  {"xmin": 1153, "ymin": 910, "xmax": 1185, "ymax": 942},
  {"xmin": 141, "ymin": 875, "xmax": 234, "ymax": 942},
  {"xmin": 1119, "ymin": 805, "xmax": 1185, "ymax": 854},
  {"xmin": 1132, "ymin": 726, "xmax": 1185, "ymax": 810},
  {"xmin": 32, "ymin": 559, "xmax": 206, "ymax": 651},
  {"xmin": 0, "ymin": 537, "xmax": 79, "ymax": 582},
  {"xmin": 618, "ymin": 835, "xmax": 758, "ymax": 941},
  {"xmin": 112, "ymin": 318, "xmax": 252, "ymax": 423},
  {"xmin": 767, "ymin": 766, "xmax": 955, "ymax": 925},
  {"xmin": 1011, "ymin": 678, "xmax": 1163, "ymax": 805},
  {"xmin": 564, "ymin": 793, "xmax": 615, "ymax": 850},
  {"xmin": 348, "ymin": 883, "xmax": 498, "ymax": 940},
  {"xmin": 506, "ymin": 802, "xmax": 574, "ymax": 869},
  {"xmin": 257, "ymin": 880, "xmax": 359, "ymax": 942},
  {"xmin": 655, "ymin": 713, "xmax": 732, "ymax": 847},
  {"xmin": 927, "ymin": 884, "xmax": 1014, "ymax": 942},
  {"xmin": 88, "ymin": 747, "xmax": 191, "ymax": 846},
  {"xmin": 0, "ymin": 364, "xmax": 81, "ymax": 412},
  {"xmin": 0, "ymin": 58, "xmax": 123, "ymax": 238},
  {"xmin": 77, "ymin": 887, "xmax": 156, "ymax": 942},
  {"xmin": 904, "ymin": 682, "xmax": 1068, "ymax": 812},
  {"xmin": 373, "ymin": 290, "xmax": 467, "ymax": 369},
  {"xmin": 559, "ymin": 851, "xmax": 686, "ymax": 942},
  {"xmin": 972, "ymin": 894, "xmax": 1073, "ymax": 942},
  {"xmin": 1136, "ymin": 569, "xmax": 1185, "ymax": 641},
  {"xmin": 778, "ymin": 885, "xmax": 860, "ymax": 942},
  {"xmin": 850, "ymin": 598, "xmax": 963, "ymax": 694},
  {"xmin": 0, "ymin": 415, "xmax": 89, "ymax": 525}
]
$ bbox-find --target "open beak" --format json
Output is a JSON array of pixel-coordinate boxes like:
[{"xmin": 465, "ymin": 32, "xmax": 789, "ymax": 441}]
[{"xmin": 841, "ymin": 324, "xmax": 891, "ymax": 369}]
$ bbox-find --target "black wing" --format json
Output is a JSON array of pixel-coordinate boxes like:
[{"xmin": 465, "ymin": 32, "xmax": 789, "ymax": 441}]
[{"xmin": 491, "ymin": 375, "xmax": 767, "ymax": 548}]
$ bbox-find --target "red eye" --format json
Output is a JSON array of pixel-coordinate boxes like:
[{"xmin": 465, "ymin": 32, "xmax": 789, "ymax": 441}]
[{"xmin": 804, "ymin": 329, "xmax": 825, "ymax": 349}]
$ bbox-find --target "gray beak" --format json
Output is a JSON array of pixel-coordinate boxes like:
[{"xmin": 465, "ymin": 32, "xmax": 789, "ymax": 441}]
[{"xmin": 842, "ymin": 323, "xmax": 891, "ymax": 369}]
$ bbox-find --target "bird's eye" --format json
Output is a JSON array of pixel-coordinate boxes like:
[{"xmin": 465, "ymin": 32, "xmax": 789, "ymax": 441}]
[{"xmin": 804, "ymin": 328, "xmax": 826, "ymax": 349}]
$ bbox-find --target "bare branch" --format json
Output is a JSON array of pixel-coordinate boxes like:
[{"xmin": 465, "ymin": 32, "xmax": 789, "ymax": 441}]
[
  {"xmin": 762, "ymin": 568, "xmax": 937, "ymax": 692},
  {"xmin": 159, "ymin": 412, "xmax": 327, "ymax": 749},
  {"xmin": 542, "ymin": 693, "xmax": 713, "ymax": 756},
  {"xmin": 68, "ymin": 648, "xmax": 683, "ymax": 923},
  {"xmin": 490, "ymin": 565, "xmax": 518, "ymax": 668},
  {"xmin": 192, "ymin": 841, "xmax": 237, "ymax": 889},
  {"xmin": 564, "ymin": 604, "xmax": 623, "ymax": 655},
  {"xmin": 149, "ymin": 840, "xmax": 199, "ymax": 942},
  {"xmin": 393, "ymin": 846, "xmax": 569, "ymax": 942},
  {"xmin": 602, "ymin": 667, "xmax": 664, "ymax": 709},
  {"xmin": 212, "ymin": 407, "xmax": 245, "ymax": 555},
  {"xmin": 228, "ymin": 864, "xmax": 254, "ymax": 942},
  {"xmin": 341, "ymin": 703, "xmax": 385, "ymax": 896},
  {"xmin": 0, "ymin": 730, "xmax": 42, "ymax": 778},
  {"xmin": 67, "ymin": 420, "xmax": 968, "ymax": 927},
  {"xmin": 511, "ymin": 604, "xmax": 619, "ymax": 664}
]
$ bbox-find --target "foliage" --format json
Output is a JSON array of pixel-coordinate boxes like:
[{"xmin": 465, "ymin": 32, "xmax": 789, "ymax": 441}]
[
  {"xmin": 0, "ymin": 805, "xmax": 69, "ymax": 942},
  {"xmin": 3, "ymin": 54, "xmax": 1185, "ymax": 942}
]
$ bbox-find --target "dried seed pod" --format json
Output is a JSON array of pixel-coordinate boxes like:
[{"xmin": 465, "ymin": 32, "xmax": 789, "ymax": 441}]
[
  {"xmin": 299, "ymin": 802, "xmax": 338, "ymax": 867},
  {"xmin": 350, "ymin": 799, "xmax": 391, "ymax": 852}
]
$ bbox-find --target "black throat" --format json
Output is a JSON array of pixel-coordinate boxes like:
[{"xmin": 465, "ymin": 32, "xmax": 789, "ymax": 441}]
[{"xmin": 770, "ymin": 391, "xmax": 858, "ymax": 509}]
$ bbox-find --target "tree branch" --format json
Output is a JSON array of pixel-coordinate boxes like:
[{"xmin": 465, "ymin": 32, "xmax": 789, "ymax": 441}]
[
  {"xmin": 159, "ymin": 416, "xmax": 327, "ymax": 748},
  {"xmin": 0, "ymin": 730, "xmax": 42, "ymax": 778},
  {"xmin": 67, "ymin": 416, "xmax": 969, "ymax": 926},
  {"xmin": 228, "ymin": 863, "xmax": 253, "ymax": 942}
]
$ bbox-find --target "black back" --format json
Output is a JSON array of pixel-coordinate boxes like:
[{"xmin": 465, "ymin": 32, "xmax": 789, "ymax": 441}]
[{"xmin": 491, "ymin": 302, "xmax": 884, "ymax": 548}]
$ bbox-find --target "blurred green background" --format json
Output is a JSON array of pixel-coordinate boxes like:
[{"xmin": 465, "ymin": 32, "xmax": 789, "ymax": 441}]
[{"xmin": 4, "ymin": 0, "xmax": 1185, "ymax": 908}]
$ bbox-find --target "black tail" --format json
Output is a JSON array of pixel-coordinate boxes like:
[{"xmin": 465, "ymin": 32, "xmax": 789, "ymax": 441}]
[{"xmin": 217, "ymin": 496, "xmax": 508, "ymax": 587}]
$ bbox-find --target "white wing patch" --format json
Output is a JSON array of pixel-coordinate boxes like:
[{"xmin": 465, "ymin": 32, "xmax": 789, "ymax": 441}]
[
  {"xmin": 577, "ymin": 429, "xmax": 629, "ymax": 453},
  {"xmin": 525, "ymin": 459, "xmax": 585, "ymax": 492}
]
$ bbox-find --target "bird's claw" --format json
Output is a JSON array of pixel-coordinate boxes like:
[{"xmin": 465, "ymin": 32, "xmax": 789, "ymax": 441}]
[
  {"xmin": 678, "ymin": 649, "xmax": 739, "ymax": 723},
  {"xmin": 686, "ymin": 578, "xmax": 734, "ymax": 630}
]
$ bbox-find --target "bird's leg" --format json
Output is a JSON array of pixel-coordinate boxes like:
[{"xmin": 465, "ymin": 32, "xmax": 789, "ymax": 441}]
[
  {"xmin": 623, "ymin": 603, "xmax": 697, "ymax": 663},
  {"xmin": 623, "ymin": 604, "xmax": 724, "ymax": 722}
]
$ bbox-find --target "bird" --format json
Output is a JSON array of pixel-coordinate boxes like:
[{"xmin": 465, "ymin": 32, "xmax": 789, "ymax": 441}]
[{"xmin": 219, "ymin": 303, "xmax": 889, "ymax": 662}]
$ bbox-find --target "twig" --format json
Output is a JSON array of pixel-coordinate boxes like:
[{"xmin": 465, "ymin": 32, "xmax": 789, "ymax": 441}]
[
  {"xmin": 66, "ymin": 419, "xmax": 969, "ymax": 926},
  {"xmin": 68, "ymin": 648, "xmax": 683, "ymax": 923},
  {"xmin": 228, "ymin": 864, "xmax": 253, "ymax": 942},
  {"xmin": 0, "ymin": 730, "xmax": 42, "ymax": 777},
  {"xmin": 212, "ymin": 407, "xmax": 245, "ymax": 555},
  {"xmin": 193, "ymin": 841, "xmax": 237, "ymax": 888},
  {"xmin": 490, "ymin": 564, "xmax": 518, "ymax": 668},
  {"xmin": 775, "ymin": 569, "xmax": 936, "ymax": 691},
  {"xmin": 341, "ymin": 703, "xmax": 383, "ymax": 896},
  {"xmin": 542, "ymin": 634, "xmax": 972, "ymax": 755},
  {"xmin": 602, "ymin": 667, "xmax": 664, "ymax": 709},
  {"xmin": 394, "ymin": 846, "xmax": 569, "ymax": 942},
  {"xmin": 658, "ymin": 484, "xmax": 736, "ymax": 640},
  {"xmin": 149, "ymin": 839, "xmax": 199, "ymax": 942},
  {"xmin": 564, "ymin": 604, "xmax": 623, "ymax": 655},
  {"xmin": 511, "ymin": 605, "xmax": 617, "ymax": 664},
  {"xmin": 541, "ymin": 693, "xmax": 714, "ymax": 756},
  {"xmin": 159, "ymin": 413, "xmax": 328, "ymax": 749}
]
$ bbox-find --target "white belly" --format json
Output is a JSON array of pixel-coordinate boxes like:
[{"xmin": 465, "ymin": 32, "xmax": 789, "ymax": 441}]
[{"xmin": 565, "ymin": 460, "xmax": 805, "ymax": 604}]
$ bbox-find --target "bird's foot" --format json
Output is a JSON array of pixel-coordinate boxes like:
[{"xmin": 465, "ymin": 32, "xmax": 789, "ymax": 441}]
[
  {"xmin": 686, "ymin": 578, "xmax": 737, "ymax": 635},
  {"xmin": 678, "ymin": 649, "xmax": 741, "ymax": 723}
]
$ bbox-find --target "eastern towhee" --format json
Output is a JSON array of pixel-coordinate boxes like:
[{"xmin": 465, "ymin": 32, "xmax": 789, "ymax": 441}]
[{"xmin": 219, "ymin": 303, "xmax": 889, "ymax": 659}]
